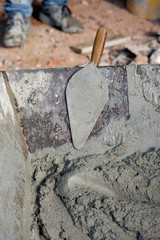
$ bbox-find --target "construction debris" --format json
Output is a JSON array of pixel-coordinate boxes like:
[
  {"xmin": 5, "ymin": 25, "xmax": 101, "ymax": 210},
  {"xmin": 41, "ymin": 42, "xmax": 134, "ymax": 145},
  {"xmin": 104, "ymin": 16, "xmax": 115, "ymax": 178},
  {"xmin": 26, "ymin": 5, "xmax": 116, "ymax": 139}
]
[
  {"xmin": 71, "ymin": 36, "xmax": 131, "ymax": 54},
  {"xmin": 149, "ymin": 48, "xmax": 160, "ymax": 64},
  {"xmin": 71, "ymin": 31, "xmax": 160, "ymax": 67},
  {"xmin": 110, "ymin": 48, "xmax": 136, "ymax": 66},
  {"xmin": 125, "ymin": 42, "xmax": 152, "ymax": 56},
  {"xmin": 131, "ymin": 55, "xmax": 148, "ymax": 65}
]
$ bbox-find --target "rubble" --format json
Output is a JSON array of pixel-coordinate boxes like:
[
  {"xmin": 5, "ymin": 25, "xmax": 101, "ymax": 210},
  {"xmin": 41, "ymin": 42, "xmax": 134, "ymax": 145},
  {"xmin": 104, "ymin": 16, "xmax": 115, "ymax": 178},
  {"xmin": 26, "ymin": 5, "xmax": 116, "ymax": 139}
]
[
  {"xmin": 2, "ymin": 59, "xmax": 19, "ymax": 69},
  {"xmin": 131, "ymin": 55, "xmax": 148, "ymax": 65},
  {"xmin": 101, "ymin": 37, "xmax": 160, "ymax": 66},
  {"xmin": 125, "ymin": 42, "xmax": 152, "ymax": 56},
  {"xmin": 71, "ymin": 31, "xmax": 160, "ymax": 67},
  {"xmin": 149, "ymin": 48, "xmax": 160, "ymax": 64},
  {"xmin": 110, "ymin": 48, "xmax": 136, "ymax": 66}
]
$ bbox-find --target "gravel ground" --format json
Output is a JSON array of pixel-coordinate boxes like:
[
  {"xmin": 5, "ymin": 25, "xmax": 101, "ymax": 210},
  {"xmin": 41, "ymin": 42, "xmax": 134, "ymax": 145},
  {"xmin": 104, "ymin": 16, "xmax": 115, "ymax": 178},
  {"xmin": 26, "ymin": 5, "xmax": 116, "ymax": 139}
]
[{"xmin": 0, "ymin": 0, "xmax": 159, "ymax": 71}]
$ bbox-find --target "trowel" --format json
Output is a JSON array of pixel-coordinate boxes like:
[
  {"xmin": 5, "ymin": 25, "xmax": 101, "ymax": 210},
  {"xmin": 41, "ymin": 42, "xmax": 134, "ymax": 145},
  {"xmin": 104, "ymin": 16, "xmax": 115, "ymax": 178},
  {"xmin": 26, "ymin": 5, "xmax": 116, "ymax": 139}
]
[{"xmin": 66, "ymin": 28, "xmax": 109, "ymax": 149}]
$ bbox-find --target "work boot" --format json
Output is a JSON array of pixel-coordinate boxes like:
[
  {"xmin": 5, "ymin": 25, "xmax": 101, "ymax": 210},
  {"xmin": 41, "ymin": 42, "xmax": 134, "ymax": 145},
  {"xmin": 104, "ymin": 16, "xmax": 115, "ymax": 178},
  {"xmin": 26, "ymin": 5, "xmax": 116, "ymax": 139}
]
[
  {"xmin": 3, "ymin": 13, "xmax": 30, "ymax": 47},
  {"xmin": 39, "ymin": 5, "xmax": 83, "ymax": 33}
]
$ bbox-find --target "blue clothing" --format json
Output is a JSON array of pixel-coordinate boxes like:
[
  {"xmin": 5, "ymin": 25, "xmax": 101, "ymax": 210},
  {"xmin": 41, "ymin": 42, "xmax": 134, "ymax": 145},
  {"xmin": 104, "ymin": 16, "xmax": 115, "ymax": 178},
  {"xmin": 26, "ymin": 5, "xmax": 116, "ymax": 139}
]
[{"xmin": 3, "ymin": 0, "xmax": 69, "ymax": 18}]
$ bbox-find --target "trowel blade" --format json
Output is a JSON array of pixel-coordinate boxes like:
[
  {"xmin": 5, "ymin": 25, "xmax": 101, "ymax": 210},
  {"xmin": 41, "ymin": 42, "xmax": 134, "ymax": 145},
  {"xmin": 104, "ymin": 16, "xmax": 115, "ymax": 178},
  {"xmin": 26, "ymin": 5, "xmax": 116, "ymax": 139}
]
[{"xmin": 66, "ymin": 62, "xmax": 109, "ymax": 149}]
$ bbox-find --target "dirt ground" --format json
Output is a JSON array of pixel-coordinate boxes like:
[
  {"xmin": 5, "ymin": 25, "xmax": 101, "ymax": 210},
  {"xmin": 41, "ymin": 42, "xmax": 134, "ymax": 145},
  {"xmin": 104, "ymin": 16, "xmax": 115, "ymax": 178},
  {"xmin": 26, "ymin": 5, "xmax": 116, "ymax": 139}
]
[{"xmin": 0, "ymin": 0, "xmax": 159, "ymax": 71}]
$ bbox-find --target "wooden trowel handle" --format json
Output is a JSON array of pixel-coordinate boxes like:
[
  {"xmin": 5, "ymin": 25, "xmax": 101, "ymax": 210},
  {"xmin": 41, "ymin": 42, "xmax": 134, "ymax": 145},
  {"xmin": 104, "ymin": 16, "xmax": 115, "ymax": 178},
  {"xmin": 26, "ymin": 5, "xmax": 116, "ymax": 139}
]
[{"xmin": 91, "ymin": 28, "xmax": 107, "ymax": 66}]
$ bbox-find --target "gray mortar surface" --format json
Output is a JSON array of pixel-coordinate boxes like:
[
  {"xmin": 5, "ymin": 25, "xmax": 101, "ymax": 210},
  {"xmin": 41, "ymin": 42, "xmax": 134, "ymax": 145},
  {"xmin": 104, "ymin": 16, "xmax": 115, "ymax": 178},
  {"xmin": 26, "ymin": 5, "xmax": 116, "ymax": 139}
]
[{"xmin": 31, "ymin": 147, "xmax": 160, "ymax": 240}]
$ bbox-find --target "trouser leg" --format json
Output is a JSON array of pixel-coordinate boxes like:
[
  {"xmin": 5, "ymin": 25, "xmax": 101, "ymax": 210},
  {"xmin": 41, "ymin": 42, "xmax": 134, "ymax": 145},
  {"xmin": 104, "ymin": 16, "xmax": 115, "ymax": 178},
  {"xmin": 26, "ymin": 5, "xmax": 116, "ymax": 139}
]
[
  {"xmin": 3, "ymin": 0, "xmax": 33, "ymax": 18},
  {"xmin": 42, "ymin": 0, "xmax": 69, "ymax": 11}
]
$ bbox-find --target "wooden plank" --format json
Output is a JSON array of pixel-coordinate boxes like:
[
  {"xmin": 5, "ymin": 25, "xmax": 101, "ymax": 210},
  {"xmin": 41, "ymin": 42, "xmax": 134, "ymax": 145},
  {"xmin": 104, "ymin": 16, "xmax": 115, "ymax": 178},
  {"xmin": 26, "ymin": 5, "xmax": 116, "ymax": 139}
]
[{"xmin": 71, "ymin": 36, "xmax": 131, "ymax": 54}]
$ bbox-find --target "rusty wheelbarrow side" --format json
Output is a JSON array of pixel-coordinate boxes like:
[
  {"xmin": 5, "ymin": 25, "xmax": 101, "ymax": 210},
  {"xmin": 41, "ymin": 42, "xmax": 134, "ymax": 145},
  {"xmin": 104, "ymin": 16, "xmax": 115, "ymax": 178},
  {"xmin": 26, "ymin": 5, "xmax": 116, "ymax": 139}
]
[{"xmin": 2, "ymin": 66, "xmax": 130, "ymax": 153}]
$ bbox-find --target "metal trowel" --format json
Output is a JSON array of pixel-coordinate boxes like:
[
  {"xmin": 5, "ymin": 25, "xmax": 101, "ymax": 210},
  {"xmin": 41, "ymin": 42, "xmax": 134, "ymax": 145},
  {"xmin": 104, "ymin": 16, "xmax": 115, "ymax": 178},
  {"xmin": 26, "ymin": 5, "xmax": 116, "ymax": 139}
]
[{"xmin": 66, "ymin": 28, "xmax": 109, "ymax": 149}]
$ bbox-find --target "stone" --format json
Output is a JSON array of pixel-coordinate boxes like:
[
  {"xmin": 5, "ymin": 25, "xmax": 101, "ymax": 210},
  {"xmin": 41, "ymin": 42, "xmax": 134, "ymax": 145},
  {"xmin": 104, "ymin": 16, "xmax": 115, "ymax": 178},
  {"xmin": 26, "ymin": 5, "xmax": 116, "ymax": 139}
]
[
  {"xmin": 150, "ymin": 48, "xmax": 160, "ymax": 64},
  {"xmin": 131, "ymin": 55, "xmax": 148, "ymax": 65}
]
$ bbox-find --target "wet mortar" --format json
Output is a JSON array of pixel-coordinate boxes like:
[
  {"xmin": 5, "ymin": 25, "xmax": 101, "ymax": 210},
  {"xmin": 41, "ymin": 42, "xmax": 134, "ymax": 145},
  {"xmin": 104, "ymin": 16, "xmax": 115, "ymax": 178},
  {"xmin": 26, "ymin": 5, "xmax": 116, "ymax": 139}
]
[{"xmin": 30, "ymin": 146, "xmax": 160, "ymax": 240}]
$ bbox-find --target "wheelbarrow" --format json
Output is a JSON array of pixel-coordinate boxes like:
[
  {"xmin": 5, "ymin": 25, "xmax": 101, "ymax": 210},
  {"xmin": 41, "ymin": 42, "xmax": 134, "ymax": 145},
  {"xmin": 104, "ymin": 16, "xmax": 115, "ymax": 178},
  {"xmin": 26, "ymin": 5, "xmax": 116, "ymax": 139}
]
[{"xmin": 0, "ymin": 64, "xmax": 160, "ymax": 239}]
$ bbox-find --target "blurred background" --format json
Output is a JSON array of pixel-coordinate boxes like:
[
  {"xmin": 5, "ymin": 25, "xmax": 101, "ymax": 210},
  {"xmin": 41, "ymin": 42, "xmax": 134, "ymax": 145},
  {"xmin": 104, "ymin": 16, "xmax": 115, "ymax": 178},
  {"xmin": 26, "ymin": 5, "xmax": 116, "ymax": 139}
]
[{"xmin": 0, "ymin": 0, "xmax": 160, "ymax": 71}]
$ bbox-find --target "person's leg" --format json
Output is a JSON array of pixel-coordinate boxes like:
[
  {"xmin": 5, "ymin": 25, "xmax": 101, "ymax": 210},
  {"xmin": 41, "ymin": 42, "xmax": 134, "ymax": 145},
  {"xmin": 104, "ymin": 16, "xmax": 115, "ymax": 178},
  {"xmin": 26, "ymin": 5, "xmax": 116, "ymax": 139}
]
[
  {"xmin": 42, "ymin": 0, "xmax": 69, "ymax": 10},
  {"xmin": 3, "ymin": 0, "xmax": 33, "ymax": 18},
  {"xmin": 3, "ymin": 0, "xmax": 32, "ymax": 47},
  {"xmin": 39, "ymin": 0, "xmax": 83, "ymax": 33}
]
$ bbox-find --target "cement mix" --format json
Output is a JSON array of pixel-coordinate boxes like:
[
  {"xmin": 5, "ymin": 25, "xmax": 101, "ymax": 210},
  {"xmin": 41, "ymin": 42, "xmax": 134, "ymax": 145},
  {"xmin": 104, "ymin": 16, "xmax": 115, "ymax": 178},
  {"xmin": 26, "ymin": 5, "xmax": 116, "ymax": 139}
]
[{"xmin": 31, "ymin": 147, "xmax": 160, "ymax": 240}]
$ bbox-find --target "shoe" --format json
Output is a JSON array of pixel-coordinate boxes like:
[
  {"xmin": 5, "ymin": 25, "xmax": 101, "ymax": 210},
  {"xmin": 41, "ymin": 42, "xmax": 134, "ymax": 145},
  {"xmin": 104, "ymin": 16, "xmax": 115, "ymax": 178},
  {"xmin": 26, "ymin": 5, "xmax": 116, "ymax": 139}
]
[
  {"xmin": 3, "ymin": 13, "xmax": 30, "ymax": 47},
  {"xmin": 39, "ymin": 5, "xmax": 83, "ymax": 33}
]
